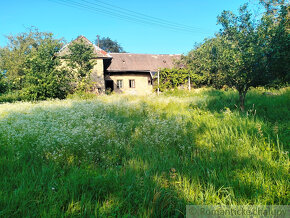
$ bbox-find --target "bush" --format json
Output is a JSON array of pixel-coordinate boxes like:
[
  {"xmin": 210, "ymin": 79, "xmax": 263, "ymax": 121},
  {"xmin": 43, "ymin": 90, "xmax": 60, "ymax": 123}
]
[
  {"xmin": 0, "ymin": 79, "xmax": 7, "ymax": 94},
  {"xmin": 155, "ymin": 68, "xmax": 210, "ymax": 92},
  {"xmin": 0, "ymin": 72, "xmax": 8, "ymax": 94},
  {"xmin": 0, "ymin": 91, "xmax": 28, "ymax": 103}
]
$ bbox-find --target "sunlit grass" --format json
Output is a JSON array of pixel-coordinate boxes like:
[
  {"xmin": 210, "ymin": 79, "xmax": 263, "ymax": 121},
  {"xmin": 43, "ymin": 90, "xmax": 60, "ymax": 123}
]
[{"xmin": 0, "ymin": 88, "xmax": 289, "ymax": 217}]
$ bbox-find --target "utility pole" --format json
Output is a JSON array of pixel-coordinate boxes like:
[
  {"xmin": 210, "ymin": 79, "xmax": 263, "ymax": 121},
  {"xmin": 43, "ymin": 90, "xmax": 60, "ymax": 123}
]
[
  {"xmin": 188, "ymin": 75, "xmax": 191, "ymax": 91},
  {"xmin": 96, "ymin": 35, "xmax": 100, "ymax": 47},
  {"xmin": 157, "ymin": 70, "xmax": 160, "ymax": 96}
]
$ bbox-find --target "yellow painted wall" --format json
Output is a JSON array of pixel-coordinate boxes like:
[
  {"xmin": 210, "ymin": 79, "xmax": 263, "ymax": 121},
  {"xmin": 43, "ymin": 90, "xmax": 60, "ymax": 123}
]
[
  {"xmin": 105, "ymin": 74, "xmax": 153, "ymax": 95},
  {"xmin": 59, "ymin": 58, "xmax": 153, "ymax": 95},
  {"xmin": 90, "ymin": 59, "xmax": 105, "ymax": 92}
]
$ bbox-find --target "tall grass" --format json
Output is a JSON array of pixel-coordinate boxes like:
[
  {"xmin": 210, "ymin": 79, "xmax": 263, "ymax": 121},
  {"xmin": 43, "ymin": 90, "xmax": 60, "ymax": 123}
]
[{"xmin": 0, "ymin": 88, "xmax": 289, "ymax": 217}]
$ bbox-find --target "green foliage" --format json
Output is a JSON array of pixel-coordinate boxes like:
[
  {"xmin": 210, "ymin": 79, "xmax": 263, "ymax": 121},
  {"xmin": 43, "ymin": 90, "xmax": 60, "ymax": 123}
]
[
  {"xmin": 157, "ymin": 68, "xmax": 189, "ymax": 91},
  {"xmin": 0, "ymin": 91, "xmax": 28, "ymax": 103},
  {"xmin": 97, "ymin": 36, "xmax": 125, "ymax": 53},
  {"xmin": 0, "ymin": 30, "xmax": 99, "ymax": 102},
  {"xmin": 215, "ymin": 5, "xmax": 266, "ymax": 93},
  {"xmin": 183, "ymin": 3, "xmax": 289, "ymax": 111},
  {"xmin": 263, "ymin": 6, "xmax": 290, "ymax": 86},
  {"xmin": 0, "ymin": 88, "xmax": 288, "ymax": 216},
  {"xmin": 0, "ymin": 71, "xmax": 8, "ymax": 94},
  {"xmin": 0, "ymin": 27, "xmax": 61, "ymax": 91},
  {"xmin": 157, "ymin": 66, "xmax": 211, "ymax": 92},
  {"xmin": 258, "ymin": 0, "xmax": 287, "ymax": 15},
  {"xmin": 0, "ymin": 27, "xmax": 72, "ymax": 101},
  {"xmin": 21, "ymin": 35, "xmax": 71, "ymax": 100},
  {"xmin": 182, "ymin": 38, "xmax": 223, "ymax": 88},
  {"xmin": 66, "ymin": 39, "xmax": 96, "ymax": 91}
]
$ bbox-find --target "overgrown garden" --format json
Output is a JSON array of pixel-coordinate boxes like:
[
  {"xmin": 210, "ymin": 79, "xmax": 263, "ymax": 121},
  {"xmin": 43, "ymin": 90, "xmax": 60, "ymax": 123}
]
[{"xmin": 0, "ymin": 1, "xmax": 289, "ymax": 216}]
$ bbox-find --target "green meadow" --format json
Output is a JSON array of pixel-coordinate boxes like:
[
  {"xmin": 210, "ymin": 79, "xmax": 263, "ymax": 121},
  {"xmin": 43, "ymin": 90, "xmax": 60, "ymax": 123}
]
[{"xmin": 0, "ymin": 88, "xmax": 289, "ymax": 217}]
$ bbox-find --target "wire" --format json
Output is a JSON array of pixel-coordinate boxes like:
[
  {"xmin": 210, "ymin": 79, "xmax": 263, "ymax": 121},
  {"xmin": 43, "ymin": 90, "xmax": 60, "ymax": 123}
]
[
  {"xmin": 48, "ymin": 0, "xmax": 212, "ymax": 34},
  {"xmin": 86, "ymin": 0, "xmax": 208, "ymax": 32},
  {"xmin": 52, "ymin": 0, "xmax": 202, "ymax": 33}
]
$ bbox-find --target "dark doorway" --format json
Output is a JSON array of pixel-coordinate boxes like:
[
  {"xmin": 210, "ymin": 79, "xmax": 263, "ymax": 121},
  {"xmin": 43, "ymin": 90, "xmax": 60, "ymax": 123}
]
[{"xmin": 105, "ymin": 80, "xmax": 114, "ymax": 91}]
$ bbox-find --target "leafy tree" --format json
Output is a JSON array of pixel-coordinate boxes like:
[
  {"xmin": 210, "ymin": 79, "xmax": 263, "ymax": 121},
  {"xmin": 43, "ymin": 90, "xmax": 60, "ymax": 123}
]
[
  {"xmin": 182, "ymin": 38, "xmax": 221, "ymax": 87},
  {"xmin": 258, "ymin": 0, "xmax": 287, "ymax": 15},
  {"xmin": 22, "ymin": 34, "xmax": 71, "ymax": 100},
  {"xmin": 96, "ymin": 36, "xmax": 125, "ymax": 53},
  {"xmin": 66, "ymin": 39, "xmax": 96, "ymax": 91},
  {"xmin": 212, "ymin": 5, "xmax": 266, "ymax": 111},
  {"xmin": 0, "ymin": 27, "xmax": 59, "ymax": 91},
  {"xmin": 262, "ymin": 5, "xmax": 290, "ymax": 86},
  {"xmin": 184, "ymin": 4, "xmax": 289, "ymax": 111}
]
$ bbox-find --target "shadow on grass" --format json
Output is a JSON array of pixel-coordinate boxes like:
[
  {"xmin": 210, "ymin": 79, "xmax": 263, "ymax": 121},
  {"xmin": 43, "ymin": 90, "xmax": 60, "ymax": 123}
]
[
  {"xmin": 0, "ymin": 96, "xmax": 289, "ymax": 217},
  {"xmin": 184, "ymin": 88, "xmax": 290, "ymax": 148},
  {"xmin": 190, "ymin": 88, "xmax": 290, "ymax": 122}
]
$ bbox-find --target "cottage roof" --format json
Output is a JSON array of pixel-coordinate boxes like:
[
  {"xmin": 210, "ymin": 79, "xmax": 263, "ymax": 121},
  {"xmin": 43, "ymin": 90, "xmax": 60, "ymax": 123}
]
[
  {"xmin": 57, "ymin": 35, "xmax": 111, "ymax": 58},
  {"xmin": 106, "ymin": 53, "xmax": 181, "ymax": 72}
]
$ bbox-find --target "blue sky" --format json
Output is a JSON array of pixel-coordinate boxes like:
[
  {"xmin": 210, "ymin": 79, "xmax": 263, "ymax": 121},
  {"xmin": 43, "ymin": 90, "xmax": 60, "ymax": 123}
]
[{"xmin": 0, "ymin": 0, "xmax": 261, "ymax": 54}]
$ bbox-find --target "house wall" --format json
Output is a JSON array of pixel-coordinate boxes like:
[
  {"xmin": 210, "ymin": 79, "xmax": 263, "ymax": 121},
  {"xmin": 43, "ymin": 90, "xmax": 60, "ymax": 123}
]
[
  {"xmin": 59, "ymin": 58, "xmax": 106, "ymax": 94},
  {"xmin": 90, "ymin": 59, "xmax": 105, "ymax": 93},
  {"xmin": 105, "ymin": 73, "xmax": 153, "ymax": 95},
  {"xmin": 59, "ymin": 58, "xmax": 153, "ymax": 95}
]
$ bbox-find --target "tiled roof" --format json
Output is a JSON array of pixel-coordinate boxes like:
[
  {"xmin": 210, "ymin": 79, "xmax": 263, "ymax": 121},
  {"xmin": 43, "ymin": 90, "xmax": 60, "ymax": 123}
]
[{"xmin": 107, "ymin": 53, "xmax": 181, "ymax": 72}]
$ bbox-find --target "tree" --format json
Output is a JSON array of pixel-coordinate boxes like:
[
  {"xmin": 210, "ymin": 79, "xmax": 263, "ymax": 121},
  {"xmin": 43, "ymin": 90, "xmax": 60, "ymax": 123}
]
[
  {"xmin": 22, "ymin": 34, "xmax": 71, "ymax": 100},
  {"xmin": 182, "ymin": 38, "xmax": 221, "ymax": 88},
  {"xmin": 184, "ymin": 4, "xmax": 289, "ymax": 111},
  {"xmin": 213, "ymin": 5, "xmax": 266, "ymax": 111},
  {"xmin": 0, "ymin": 49, "xmax": 7, "ymax": 94},
  {"xmin": 258, "ymin": 0, "xmax": 287, "ymax": 15},
  {"xmin": 96, "ymin": 36, "xmax": 125, "ymax": 53},
  {"xmin": 0, "ymin": 27, "xmax": 59, "ymax": 91},
  {"xmin": 262, "ymin": 5, "xmax": 290, "ymax": 86},
  {"xmin": 66, "ymin": 39, "xmax": 96, "ymax": 91}
]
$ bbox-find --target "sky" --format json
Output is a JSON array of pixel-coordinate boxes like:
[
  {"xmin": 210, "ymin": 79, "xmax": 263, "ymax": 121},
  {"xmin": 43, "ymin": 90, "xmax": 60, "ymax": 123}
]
[{"xmin": 0, "ymin": 0, "xmax": 262, "ymax": 54}]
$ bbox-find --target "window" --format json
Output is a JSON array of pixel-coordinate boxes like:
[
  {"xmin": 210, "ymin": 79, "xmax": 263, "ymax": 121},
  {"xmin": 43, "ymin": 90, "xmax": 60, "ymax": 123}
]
[
  {"xmin": 129, "ymin": 79, "xmax": 135, "ymax": 88},
  {"xmin": 117, "ymin": 80, "xmax": 123, "ymax": 89}
]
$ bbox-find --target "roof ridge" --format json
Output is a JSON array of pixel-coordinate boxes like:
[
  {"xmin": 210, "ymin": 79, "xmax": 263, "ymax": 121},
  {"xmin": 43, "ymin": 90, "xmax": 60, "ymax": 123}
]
[
  {"xmin": 109, "ymin": 53, "xmax": 182, "ymax": 56},
  {"xmin": 57, "ymin": 35, "xmax": 111, "ymax": 58}
]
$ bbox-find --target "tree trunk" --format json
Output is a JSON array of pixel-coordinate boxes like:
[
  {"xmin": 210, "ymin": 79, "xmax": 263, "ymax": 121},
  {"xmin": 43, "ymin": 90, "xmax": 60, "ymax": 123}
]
[{"xmin": 239, "ymin": 91, "xmax": 247, "ymax": 112}]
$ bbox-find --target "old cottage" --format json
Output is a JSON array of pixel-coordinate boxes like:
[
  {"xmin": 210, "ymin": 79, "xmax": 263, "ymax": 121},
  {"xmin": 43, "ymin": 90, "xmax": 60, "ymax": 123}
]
[{"xmin": 58, "ymin": 36, "xmax": 180, "ymax": 94}]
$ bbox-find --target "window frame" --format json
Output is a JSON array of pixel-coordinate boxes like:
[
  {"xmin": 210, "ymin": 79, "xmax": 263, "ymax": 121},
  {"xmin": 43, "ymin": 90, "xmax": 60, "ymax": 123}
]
[
  {"xmin": 129, "ymin": 79, "xmax": 135, "ymax": 88},
  {"xmin": 117, "ymin": 79, "xmax": 123, "ymax": 89}
]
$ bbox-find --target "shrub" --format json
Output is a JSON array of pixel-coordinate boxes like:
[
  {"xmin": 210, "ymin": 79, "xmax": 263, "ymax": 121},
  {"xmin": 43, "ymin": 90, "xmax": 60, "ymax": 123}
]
[
  {"xmin": 0, "ymin": 91, "xmax": 28, "ymax": 103},
  {"xmin": 0, "ymin": 79, "xmax": 7, "ymax": 94},
  {"xmin": 155, "ymin": 68, "xmax": 210, "ymax": 92},
  {"xmin": 0, "ymin": 71, "xmax": 8, "ymax": 94}
]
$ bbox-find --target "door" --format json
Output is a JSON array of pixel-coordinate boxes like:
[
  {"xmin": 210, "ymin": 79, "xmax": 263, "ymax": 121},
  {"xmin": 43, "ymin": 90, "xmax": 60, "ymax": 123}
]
[{"xmin": 105, "ymin": 80, "xmax": 114, "ymax": 91}]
